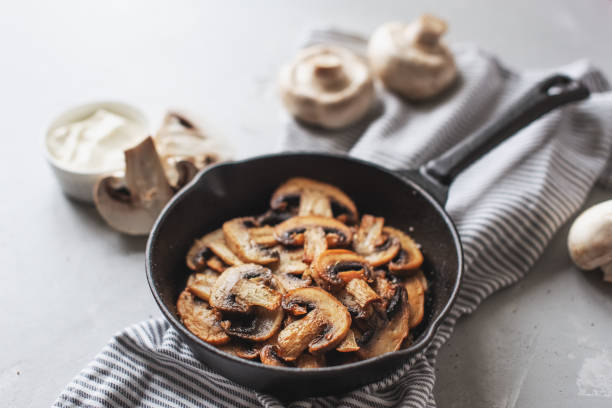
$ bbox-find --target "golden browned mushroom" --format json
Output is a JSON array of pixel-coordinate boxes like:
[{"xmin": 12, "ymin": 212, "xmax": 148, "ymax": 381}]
[
  {"xmin": 218, "ymin": 340, "xmax": 262, "ymax": 360},
  {"xmin": 277, "ymin": 287, "xmax": 351, "ymax": 361},
  {"xmin": 270, "ymin": 178, "xmax": 358, "ymax": 224},
  {"xmin": 186, "ymin": 229, "xmax": 243, "ymax": 272},
  {"xmin": 210, "ymin": 264, "xmax": 282, "ymax": 313},
  {"xmin": 353, "ymin": 215, "xmax": 401, "ymax": 266},
  {"xmin": 296, "ymin": 353, "xmax": 326, "ymax": 368},
  {"xmin": 278, "ymin": 45, "xmax": 375, "ymax": 129},
  {"xmin": 403, "ymin": 271, "xmax": 428, "ymax": 328},
  {"xmin": 309, "ymin": 249, "xmax": 374, "ymax": 291},
  {"xmin": 94, "ymin": 137, "xmax": 175, "ymax": 236},
  {"xmin": 186, "ymin": 269, "xmax": 219, "ymax": 302},
  {"xmin": 335, "ymin": 329, "xmax": 360, "ymax": 353},
  {"xmin": 176, "ymin": 289, "xmax": 230, "ymax": 345},
  {"xmin": 223, "ymin": 218, "xmax": 280, "ymax": 264},
  {"xmin": 356, "ymin": 287, "xmax": 410, "ymax": 359},
  {"xmin": 384, "ymin": 226, "xmax": 424, "ymax": 273},
  {"xmin": 368, "ymin": 14, "xmax": 457, "ymax": 100},
  {"xmin": 221, "ymin": 307, "xmax": 284, "ymax": 342},
  {"xmin": 275, "ymin": 216, "xmax": 353, "ymax": 263},
  {"xmin": 260, "ymin": 345, "xmax": 289, "ymax": 367}
]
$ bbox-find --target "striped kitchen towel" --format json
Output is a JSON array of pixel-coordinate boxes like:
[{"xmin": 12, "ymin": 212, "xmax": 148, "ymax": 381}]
[{"xmin": 54, "ymin": 30, "xmax": 612, "ymax": 408}]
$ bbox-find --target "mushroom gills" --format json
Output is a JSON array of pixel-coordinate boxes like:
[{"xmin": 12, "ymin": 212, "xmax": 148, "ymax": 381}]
[
  {"xmin": 277, "ymin": 287, "xmax": 352, "ymax": 361},
  {"xmin": 223, "ymin": 218, "xmax": 280, "ymax": 264},
  {"xmin": 309, "ymin": 249, "xmax": 373, "ymax": 291},
  {"xmin": 210, "ymin": 264, "xmax": 282, "ymax": 313},
  {"xmin": 221, "ymin": 306, "xmax": 284, "ymax": 342},
  {"xmin": 384, "ymin": 226, "xmax": 424, "ymax": 273}
]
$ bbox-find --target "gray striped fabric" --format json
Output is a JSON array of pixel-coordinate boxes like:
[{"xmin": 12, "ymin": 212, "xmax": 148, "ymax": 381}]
[{"xmin": 54, "ymin": 30, "xmax": 612, "ymax": 408}]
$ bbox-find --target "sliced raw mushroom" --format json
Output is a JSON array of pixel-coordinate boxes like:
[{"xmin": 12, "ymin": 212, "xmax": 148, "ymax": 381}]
[
  {"xmin": 270, "ymin": 178, "xmax": 358, "ymax": 224},
  {"xmin": 260, "ymin": 345, "xmax": 289, "ymax": 367},
  {"xmin": 275, "ymin": 216, "xmax": 353, "ymax": 263},
  {"xmin": 403, "ymin": 271, "xmax": 427, "ymax": 328},
  {"xmin": 223, "ymin": 217, "xmax": 280, "ymax": 264},
  {"xmin": 277, "ymin": 287, "xmax": 351, "ymax": 361},
  {"xmin": 296, "ymin": 353, "xmax": 326, "ymax": 368},
  {"xmin": 309, "ymin": 249, "xmax": 374, "ymax": 291},
  {"xmin": 353, "ymin": 215, "xmax": 401, "ymax": 266},
  {"xmin": 336, "ymin": 329, "xmax": 360, "ymax": 352},
  {"xmin": 186, "ymin": 269, "xmax": 219, "ymax": 301},
  {"xmin": 154, "ymin": 111, "xmax": 230, "ymax": 187},
  {"xmin": 186, "ymin": 229, "xmax": 243, "ymax": 272},
  {"xmin": 278, "ymin": 45, "xmax": 375, "ymax": 129},
  {"xmin": 384, "ymin": 226, "xmax": 424, "ymax": 273},
  {"xmin": 221, "ymin": 307, "xmax": 284, "ymax": 342},
  {"xmin": 218, "ymin": 340, "xmax": 262, "ymax": 360},
  {"xmin": 94, "ymin": 136, "xmax": 175, "ymax": 236},
  {"xmin": 176, "ymin": 289, "xmax": 230, "ymax": 345},
  {"xmin": 210, "ymin": 264, "xmax": 282, "ymax": 313},
  {"xmin": 356, "ymin": 287, "xmax": 410, "ymax": 359}
]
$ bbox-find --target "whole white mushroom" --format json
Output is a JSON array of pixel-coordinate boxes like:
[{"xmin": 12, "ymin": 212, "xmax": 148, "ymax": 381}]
[
  {"xmin": 368, "ymin": 14, "xmax": 457, "ymax": 100},
  {"xmin": 567, "ymin": 200, "xmax": 612, "ymax": 282},
  {"xmin": 278, "ymin": 44, "xmax": 375, "ymax": 129}
]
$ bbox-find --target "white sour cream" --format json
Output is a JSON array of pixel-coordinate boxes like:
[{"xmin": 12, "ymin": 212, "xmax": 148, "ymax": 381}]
[{"xmin": 47, "ymin": 109, "xmax": 146, "ymax": 172}]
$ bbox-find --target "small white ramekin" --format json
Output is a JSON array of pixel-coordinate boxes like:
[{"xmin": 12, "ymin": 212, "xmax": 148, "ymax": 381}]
[{"xmin": 43, "ymin": 101, "xmax": 149, "ymax": 203}]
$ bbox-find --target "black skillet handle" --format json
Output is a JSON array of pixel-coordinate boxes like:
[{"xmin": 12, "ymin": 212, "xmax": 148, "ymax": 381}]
[{"xmin": 421, "ymin": 75, "xmax": 590, "ymax": 193}]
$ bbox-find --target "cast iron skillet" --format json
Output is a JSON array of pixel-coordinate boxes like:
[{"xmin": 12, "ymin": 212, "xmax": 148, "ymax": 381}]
[{"xmin": 146, "ymin": 75, "xmax": 588, "ymax": 400}]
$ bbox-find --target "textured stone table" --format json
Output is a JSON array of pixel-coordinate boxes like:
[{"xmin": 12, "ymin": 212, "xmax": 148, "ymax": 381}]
[{"xmin": 1, "ymin": 1, "xmax": 611, "ymax": 406}]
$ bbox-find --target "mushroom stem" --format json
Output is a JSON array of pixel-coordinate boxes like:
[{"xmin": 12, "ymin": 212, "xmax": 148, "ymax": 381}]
[
  {"xmin": 601, "ymin": 262, "xmax": 612, "ymax": 283},
  {"xmin": 313, "ymin": 55, "xmax": 349, "ymax": 90}
]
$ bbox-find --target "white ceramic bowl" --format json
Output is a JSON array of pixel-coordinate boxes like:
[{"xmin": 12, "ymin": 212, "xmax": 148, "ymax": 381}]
[{"xmin": 43, "ymin": 101, "xmax": 149, "ymax": 203}]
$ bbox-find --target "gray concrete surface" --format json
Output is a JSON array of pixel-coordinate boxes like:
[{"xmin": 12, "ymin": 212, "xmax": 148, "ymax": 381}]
[{"xmin": 1, "ymin": 1, "xmax": 611, "ymax": 406}]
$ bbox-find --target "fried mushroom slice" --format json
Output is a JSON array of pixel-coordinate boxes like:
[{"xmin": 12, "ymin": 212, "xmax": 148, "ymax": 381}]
[
  {"xmin": 221, "ymin": 306, "xmax": 284, "ymax": 342},
  {"xmin": 403, "ymin": 271, "xmax": 427, "ymax": 328},
  {"xmin": 186, "ymin": 269, "xmax": 219, "ymax": 301},
  {"xmin": 223, "ymin": 218, "xmax": 280, "ymax": 264},
  {"xmin": 277, "ymin": 287, "xmax": 352, "ymax": 361},
  {"xmin": 275, "ymin": 216, "xmax": 354, "ymax": 263},
  {"xmin": 296, "ymin": 353, "xmax": 326, "ymax": 368},
  {"xmin": 186, "ymin": 229, "xmax": 243, "ymax": 271},
  {"xmin": 384, "ymin": 226, "xmax": 424, "ymax": 273},
  {"xmin": 260, "ymin": 345, "xmax": 290, "ymax": 367},
  {"xmin": 218, "ymin": 340, "xmax": 262, "ymax": 360},
  {"xmin": 210, "ymin": 264, "xmax": 282, "ymax": 313},
  {"xmin": 176, "ymin": 289, "xmax": 230, "ymax": 345},
  {"xmin": 309, "ymin": 249, "xmax": 374, "ymax": 291},
  {"xmin": 336, "ymin": 329, "xmax": 359, "ymax": 352},
  {"xmin": 353, "ymin": 215, "xmax": 401, "ymax": 266},
  {"xmin": 356, "ymin": 287, "xmax": 410, "ymax": 359},
  {"xmin": 270, "ymin": 178, "xmax": 358, "ymax": 224}
]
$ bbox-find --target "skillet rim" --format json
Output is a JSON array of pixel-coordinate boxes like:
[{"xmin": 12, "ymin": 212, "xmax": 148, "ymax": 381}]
[{"xmin": 145, "ymin": 152, "xmax": 463, "ymax": 376}]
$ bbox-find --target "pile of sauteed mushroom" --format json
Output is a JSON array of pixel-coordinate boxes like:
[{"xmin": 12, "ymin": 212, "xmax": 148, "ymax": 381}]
[{"xmin": 177, "ymin": 177, "xmax": 429, "ymax": 368}]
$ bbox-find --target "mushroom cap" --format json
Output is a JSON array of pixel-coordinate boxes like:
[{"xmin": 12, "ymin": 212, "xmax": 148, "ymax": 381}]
[
  {"xmin": 270, "ymin": 178, "xmax": 359, "ymax": 223},
  {"xmin": 384, "ymin": 226, "xmax": 424, "ymax": 273},
  {"xmin": 277, "ymin": 287, "xmax": 352, "ymax": 360},
  {"xmin": 210, "ymin": 264, "xmax": 282, "ymax": 313},
  {"xmin": 403, "ymin": 271, "xmax": 427, "ymax": 328},
  {"xmin": 223, "ymin": 217, "xmax": 280, "ymax": 264},
  {"xmin": 94, "ymin": 136, "xmax": 174, "ymax": 236},
  {"xmin": 568, "ymin": 200, "xmax": 612, "ymax": 271},
  {"xmin": 354, "ymin": 215, "xmax": 401, "ymax": 266},
  {"xmin": 221, "ymin": 306, "xmax": 284, "ymax": 342},
  {"xmin": 309, "ymin": 249, "xmax": 374, "ymax": 291},
  {"xmin": 274, "ymin": 215, "xmax": 353, "ymax": 247},
  {"xmin": 368, "ymin": 15, "xmax": 457, "ymax": 100},
  {"xmin": 278, "ymin": 45, "xmax": 375, "ymax": 129},
  {"xmin": 176, "ymin": 289, "xmax": 230, "ymax": 345},
  {"xmin": 186, "ymin": 228, "xmax": 243, "ymax": 271}
]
